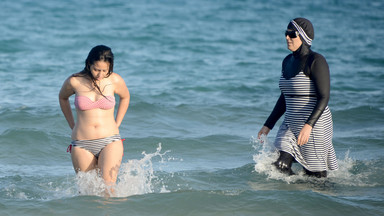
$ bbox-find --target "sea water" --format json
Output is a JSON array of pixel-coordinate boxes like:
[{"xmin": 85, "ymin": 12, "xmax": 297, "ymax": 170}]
[{"xmin": 1, "ymin": 0, "xmax": 383, "ymax": 215}]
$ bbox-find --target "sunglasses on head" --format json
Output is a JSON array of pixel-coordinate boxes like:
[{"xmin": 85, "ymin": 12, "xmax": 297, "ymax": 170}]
[{"xmin": 285, "ymin": 30, "xmax": 299, "ymax": 38}]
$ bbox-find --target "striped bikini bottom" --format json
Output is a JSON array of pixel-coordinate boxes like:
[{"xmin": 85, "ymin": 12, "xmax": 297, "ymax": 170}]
[{"xmin": 70, "ymin": 134, "xmax": 122, "ymax": 158}]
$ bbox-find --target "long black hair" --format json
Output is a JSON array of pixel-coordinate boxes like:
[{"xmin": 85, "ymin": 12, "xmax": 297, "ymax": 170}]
[{"xmin": 74, "ymin": 45, "xmax": 114, "ymax": 96}]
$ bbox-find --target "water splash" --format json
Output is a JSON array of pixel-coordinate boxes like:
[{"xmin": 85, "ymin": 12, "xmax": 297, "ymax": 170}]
[
  {"xmin": 327, "ymin": 150, "xmax": 380, "ymax": 187},
  {"xmin": 251, "ymin": 135, "xmax": 300, "ymax": 183},
  {"xmin": 75, "ymin": 143, "xmax": 171, "ymax": 197},
  {"xmin": 251, "ymin": 135, "xmax": 379, "ymax": 187},
  {"xmin": 115, "ymin": 143, "xmax": 171, "ymax": 197},
  {"xmin": 4, "ymin": 184, "xmax": 29, "ymax": 200}
]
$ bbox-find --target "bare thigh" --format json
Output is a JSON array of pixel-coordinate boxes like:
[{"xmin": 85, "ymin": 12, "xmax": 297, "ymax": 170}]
[
  {"xmin": 71, "ymin": 146, "xmax": 97, "ymax": 172},
  {"xmin": 98, "ymin": 140, "xmax": 124, "ymax": 185}
]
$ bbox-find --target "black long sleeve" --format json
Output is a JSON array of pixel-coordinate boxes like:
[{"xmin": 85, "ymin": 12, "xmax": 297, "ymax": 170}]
[
  {"xmin": 264, "ymin": 93, "xmax": 286, "ymax": 129},
  {"xmin": 305, "ymin": 53, "xmax": 330, "ymax": 127}
]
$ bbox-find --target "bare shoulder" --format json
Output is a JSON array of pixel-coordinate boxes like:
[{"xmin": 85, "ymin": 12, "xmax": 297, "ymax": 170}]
[
  {"xmin": 70, "ymin": 73, "xmax": 92, "ymax": 87},
  {"xmin": 59, "ymin": 74, "xmax": 79, "ymax": 97},
  {"xmin": 110, "ymin": 72, "xmax": 124, "ymax": 81},
  {"xmin": 110, "ymin": 72, "xmax": 126, "ymax": 85},
  {"xmin": 110, "ymin": 73, "xmax": 129, "ymax": 95},
  {"xmin": 61, "ymin": 73, "xmax": 86, "ymax": 93},
  {"xmin": 61, "ymin": 74, "xmax": 76, "ymax": 87}
]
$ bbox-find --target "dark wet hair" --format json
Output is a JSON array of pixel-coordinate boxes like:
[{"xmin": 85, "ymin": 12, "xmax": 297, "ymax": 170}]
[
  {"xmin": 74, "ymin": 45, "xmax": 114, "ymax": 95},
  {"xmin": 83, "ymin": 45, "xmax": 114, "ymax": 76}
]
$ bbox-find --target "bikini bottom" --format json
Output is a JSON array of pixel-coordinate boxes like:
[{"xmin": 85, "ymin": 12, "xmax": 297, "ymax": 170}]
[{"xmin": 68, "ymin": 134, "xmax": 122, "ymax": 158}]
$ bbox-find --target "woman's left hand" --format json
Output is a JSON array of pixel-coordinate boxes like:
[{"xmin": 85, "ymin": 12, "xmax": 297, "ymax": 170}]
[{"xmin": 297, "ymin": 124, "xmax": 313, "ymax": 146}]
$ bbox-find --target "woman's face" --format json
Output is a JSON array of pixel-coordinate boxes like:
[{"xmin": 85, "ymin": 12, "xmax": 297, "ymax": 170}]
[
  {"xmin": 285, "ymin": 29, "xmax": 303, "ymax": 52},
  {"xmin": 90, "ymin": 61, "xmax": 110, "ymax": 81}
]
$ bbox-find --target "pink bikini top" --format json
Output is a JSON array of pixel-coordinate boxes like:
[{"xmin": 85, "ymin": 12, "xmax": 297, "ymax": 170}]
[{"xmin": 74, "ymin": 95, "xmax": 116, "ymax": 111}]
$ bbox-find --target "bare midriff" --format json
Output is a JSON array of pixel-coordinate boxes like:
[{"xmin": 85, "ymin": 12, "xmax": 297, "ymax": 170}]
[{"xmin": 72, "ymin": 108, "xmax": 119, "ymax": 140}]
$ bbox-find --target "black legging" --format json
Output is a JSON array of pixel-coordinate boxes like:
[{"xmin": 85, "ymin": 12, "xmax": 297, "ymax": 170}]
[{"xmin": 274, "ymin": 151, "xmax": 327, "ymax": 178}]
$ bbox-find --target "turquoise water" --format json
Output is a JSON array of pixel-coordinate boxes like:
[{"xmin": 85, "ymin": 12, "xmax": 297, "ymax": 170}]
[{"xmin": 1, "ymin": 0, "xmax": 383, "ymax": 215}]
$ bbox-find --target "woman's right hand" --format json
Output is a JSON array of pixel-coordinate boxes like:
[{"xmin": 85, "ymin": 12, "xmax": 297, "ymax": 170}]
[{"xmin": 258, "ymin": 126, "xmax": 271, "ymax": 139}]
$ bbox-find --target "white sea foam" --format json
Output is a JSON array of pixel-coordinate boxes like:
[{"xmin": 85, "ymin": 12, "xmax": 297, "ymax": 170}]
[
  {"xmin": 251, "ymin": 135, "xmax": 302, "ymax": 183},
  {"xmin": 115, "ymin": 143, "xmax": 171, "ymax": 197},
  {"xmin": 74, "ymin": 143, "xmax": 171, "ymax": 197},
  {"xmin": 251, "ymin": 135, "xmax": 375, "ymax": 187}
]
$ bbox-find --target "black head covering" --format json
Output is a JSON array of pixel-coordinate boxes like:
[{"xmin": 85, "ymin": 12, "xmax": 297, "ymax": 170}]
[{"xmin": 287, "ymin": 17, "xmax": 314, "ymax": 46}]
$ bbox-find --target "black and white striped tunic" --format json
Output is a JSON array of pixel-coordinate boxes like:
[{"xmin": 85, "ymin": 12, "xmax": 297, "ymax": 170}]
[{"xmin": 274, "ymin": 72, "xmax": 338, "ymax": 172}]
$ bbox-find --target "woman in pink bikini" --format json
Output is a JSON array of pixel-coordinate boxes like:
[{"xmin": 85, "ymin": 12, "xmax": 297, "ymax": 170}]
[{"xmin": 59, "ymin": 45, "xmax": 130, "ymax": 194}]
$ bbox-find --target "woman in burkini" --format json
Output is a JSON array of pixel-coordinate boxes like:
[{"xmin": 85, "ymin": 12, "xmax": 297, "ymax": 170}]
[
  {"xmin": 258, "ymin": 18, "xmax": 338, "ymax": 178},
  {"xmin": 59, "ymin": 45, "xmax": 130, "ymax": 193}
]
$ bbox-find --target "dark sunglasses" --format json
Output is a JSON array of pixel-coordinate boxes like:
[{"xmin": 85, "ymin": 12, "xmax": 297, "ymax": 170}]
[{"xmin": 285, "ymin": 30, "xmax": 299, "ymax": 38}]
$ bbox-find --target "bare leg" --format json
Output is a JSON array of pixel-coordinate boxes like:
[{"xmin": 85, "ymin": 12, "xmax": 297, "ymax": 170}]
[
  {"xmin": 71, "ymin": 146, "xmax": 98, "ymax": 172},
  {"xmin": 98, "ymin": 140, "xmax": 124, "ymax": 196}
]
